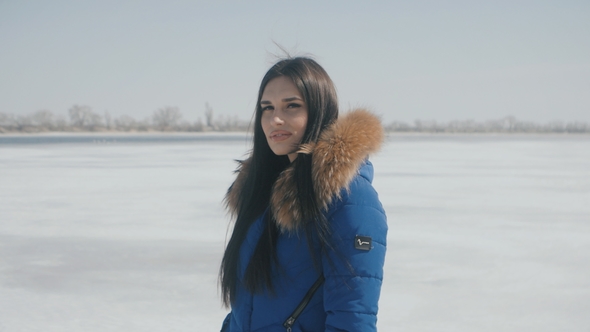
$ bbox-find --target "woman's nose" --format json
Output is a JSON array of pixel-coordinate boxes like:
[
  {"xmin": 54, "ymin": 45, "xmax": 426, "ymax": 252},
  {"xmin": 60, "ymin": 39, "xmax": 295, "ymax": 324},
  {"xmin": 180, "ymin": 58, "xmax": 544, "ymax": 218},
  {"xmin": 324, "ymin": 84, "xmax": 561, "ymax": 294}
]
[{"xmin": 271, "ymin": 113, "xmax": 284, "ymax": 126}]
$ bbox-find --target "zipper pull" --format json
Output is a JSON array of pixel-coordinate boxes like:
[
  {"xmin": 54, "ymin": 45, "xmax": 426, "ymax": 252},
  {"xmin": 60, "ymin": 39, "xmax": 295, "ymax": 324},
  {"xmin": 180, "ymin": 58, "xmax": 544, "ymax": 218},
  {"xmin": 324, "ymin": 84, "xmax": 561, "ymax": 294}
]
[{"xmin": 284, "ymin": 316, "xmax": 295, "ymax": 331}]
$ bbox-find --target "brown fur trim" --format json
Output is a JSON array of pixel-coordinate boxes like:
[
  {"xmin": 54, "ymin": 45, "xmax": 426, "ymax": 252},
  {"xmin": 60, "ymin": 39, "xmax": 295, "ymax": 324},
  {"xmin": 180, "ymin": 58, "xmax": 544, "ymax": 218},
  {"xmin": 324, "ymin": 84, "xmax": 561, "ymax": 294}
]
[
  {"xmin": 226, "ymin": 109, "xmax": 384, "ymax": 232},
  {"xmin": 270, "ymin": 165, "xmax": 302, "ymax": 228},
  {"xmin": 311, "ymin": 109, "xmax": 384, "ymax": 213},
  {"xmin": 224, "ymin": 158, "xmax": 251, "ymax": 218},
  {"xmin": 273, "ymin": 109, "xmax": 384, "ymax": 231}
]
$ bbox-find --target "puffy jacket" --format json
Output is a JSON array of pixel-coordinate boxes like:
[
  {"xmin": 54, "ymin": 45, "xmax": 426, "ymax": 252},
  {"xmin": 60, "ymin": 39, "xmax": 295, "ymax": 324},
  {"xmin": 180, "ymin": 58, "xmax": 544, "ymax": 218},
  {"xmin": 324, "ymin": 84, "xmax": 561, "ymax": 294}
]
[{"xmin": 223, "ymin": 110, "xmax": 388, "ymax": 331}]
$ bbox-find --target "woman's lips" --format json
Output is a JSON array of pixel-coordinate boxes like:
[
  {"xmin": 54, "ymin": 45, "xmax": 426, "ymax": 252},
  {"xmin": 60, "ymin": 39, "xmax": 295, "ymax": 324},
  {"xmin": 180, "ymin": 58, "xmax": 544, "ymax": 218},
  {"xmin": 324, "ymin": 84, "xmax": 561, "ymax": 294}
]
[{"xmin": 270, "ymin": 131, "xmax": 292, "ymax": 142}]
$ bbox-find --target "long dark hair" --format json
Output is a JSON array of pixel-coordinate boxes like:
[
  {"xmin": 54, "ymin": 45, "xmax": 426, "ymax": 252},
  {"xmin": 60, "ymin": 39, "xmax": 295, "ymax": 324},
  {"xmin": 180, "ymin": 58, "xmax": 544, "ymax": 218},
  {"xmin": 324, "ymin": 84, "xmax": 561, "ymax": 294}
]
[{"xmin": 219, "ymin": 57, "xmax": 339, "ymax": 307}]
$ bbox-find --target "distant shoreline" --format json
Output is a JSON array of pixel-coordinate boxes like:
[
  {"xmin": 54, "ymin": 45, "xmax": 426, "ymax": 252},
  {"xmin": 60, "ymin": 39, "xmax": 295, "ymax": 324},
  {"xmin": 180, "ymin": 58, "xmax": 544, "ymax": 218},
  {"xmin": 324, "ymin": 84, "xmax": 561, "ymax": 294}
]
[
  {"xmin": 1, "ymin": 131, "xmax": 589, "ymax": 137},
  {"xmin": 0, "ymin": 131, "xmax": 250, "ymax": 137},
  {"xmin": 1, "ymin": 130, "xmax": 589, "ymax": 136},
  {"xmin": 0, "ymin": 131, "xmax": 252, "ymax": 145},
  {"xmin": 1, "ymin": 131, "xmax": 588, "ymax": 147}
]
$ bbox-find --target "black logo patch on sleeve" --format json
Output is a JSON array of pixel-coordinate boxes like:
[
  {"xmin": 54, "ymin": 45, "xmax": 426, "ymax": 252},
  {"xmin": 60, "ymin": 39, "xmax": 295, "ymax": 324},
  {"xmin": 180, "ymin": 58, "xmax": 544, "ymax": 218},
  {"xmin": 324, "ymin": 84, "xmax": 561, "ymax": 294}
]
[{"xmin": 354, "ymin": 235, "xmax": 372, "ymax": 251}]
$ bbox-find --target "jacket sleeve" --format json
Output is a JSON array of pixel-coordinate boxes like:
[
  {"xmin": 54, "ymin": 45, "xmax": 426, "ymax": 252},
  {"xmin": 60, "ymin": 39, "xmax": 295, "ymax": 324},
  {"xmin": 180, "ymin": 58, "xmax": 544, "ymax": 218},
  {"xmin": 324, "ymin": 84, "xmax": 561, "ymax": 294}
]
[
  {"xmin": 322, "ymin": 177, "xmax": 388, "ymax": 331},
  {"xmin": 220, "ymin": 312, "xmax": 231, "ymax": 332}
]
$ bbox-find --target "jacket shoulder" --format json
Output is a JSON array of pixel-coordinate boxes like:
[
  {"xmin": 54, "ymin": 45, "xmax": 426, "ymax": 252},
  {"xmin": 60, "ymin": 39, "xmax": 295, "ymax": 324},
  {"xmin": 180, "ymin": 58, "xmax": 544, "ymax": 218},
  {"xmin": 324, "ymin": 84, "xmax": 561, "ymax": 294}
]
[{"xmin": 328, "ymin": 161, "xmax": 385, "ymax": 220}]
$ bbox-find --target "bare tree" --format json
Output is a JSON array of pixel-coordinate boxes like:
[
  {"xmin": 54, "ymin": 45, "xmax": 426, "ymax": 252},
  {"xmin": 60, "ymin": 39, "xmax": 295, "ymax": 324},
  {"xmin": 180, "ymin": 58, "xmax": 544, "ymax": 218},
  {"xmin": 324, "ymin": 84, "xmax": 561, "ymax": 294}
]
[
  {"xmin": 69, "ymin": 105, "xmax": 102, "ymax": 130},
  {"xmin": 565, "ymin": 122, "xmax": 588, "ymax": 133},
  {"xmin": 69, "ymin": 105, "xmax": 90, "ymax": 127},
  {"xmin": 193, "ymin": 117, "xmax": 204, "ymax": 132},
  {"xmin": 385, "ymin": 121, "xmax": 411, "ymax": 132},
  {"xmin": 152, "ymin": 106, "xmax": 183, "ymax": 131},
  {"xmin": 0, "ymin": 112, "xmax": 17, "ymax": 132},
  {"xmin": 31, "ymin": 110, "xmax": 55, "ymax": 130},
  {"xmin": 16, "ymin": 114, "xmax": 35, "ymax": 132},
  {"xmin": 205, "ymin": 102, "xmax": 213, "ymax": 128},
  {"xmin": 104, "ymin": 111, "xmax": 112, "ymax": 130},
  {"xmin": 54, "ymin": 114, "xmax": 67, "ymax": 131},
  {"xmin": 114, "ymin": 115, "xmax": 137, "ymax": 131},
  {"xmin": 137, "ymin": 117, "xmax": 151, "ymax": 131},
  {"xmin": 0, "ymin": 113, "xmax": 8, "ymax": 129}
]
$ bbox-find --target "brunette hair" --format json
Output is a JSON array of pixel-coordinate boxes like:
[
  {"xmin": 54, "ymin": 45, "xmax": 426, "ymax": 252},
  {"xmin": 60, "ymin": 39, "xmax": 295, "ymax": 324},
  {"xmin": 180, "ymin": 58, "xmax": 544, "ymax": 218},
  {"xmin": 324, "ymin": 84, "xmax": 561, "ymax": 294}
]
[{"xmin": 219, "ymin": 57, "xmax": 339, "ymax": 306}]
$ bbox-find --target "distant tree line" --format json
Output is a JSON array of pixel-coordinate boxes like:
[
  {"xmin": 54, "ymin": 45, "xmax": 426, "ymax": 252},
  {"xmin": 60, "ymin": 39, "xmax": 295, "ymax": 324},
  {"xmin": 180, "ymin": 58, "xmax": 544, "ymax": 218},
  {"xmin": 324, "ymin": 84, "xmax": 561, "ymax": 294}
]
[
  {"xmin": 0, "ymin": 104, "xmax": 250, "ymax": 133},
  {"xmin": 1, "ymin": 106, "xmax": 588, "ymax": 134},
  {"xmin": 385, "ymin": 116, "xmax": 589, "ymax": 133}
]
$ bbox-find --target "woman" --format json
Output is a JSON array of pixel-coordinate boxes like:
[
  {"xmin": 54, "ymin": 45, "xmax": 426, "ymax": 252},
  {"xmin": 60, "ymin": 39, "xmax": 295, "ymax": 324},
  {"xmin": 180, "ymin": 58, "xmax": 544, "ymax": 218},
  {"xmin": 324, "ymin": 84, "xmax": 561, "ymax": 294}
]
[{"xmin": 220, "ymin": 57, "xmax": 387, "ymax": 331}]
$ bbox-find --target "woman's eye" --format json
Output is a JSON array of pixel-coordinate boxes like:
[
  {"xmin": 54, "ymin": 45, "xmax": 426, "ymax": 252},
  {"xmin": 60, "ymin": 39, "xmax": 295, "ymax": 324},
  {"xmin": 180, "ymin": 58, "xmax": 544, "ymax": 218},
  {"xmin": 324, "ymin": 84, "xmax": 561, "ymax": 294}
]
[
  {"xmin": 261, "ymin": 105, "xmax": 273, "ymax": 111},
  {"xmin": 287, "ymin": 103, "xmax": 301, "ymax": 109}
]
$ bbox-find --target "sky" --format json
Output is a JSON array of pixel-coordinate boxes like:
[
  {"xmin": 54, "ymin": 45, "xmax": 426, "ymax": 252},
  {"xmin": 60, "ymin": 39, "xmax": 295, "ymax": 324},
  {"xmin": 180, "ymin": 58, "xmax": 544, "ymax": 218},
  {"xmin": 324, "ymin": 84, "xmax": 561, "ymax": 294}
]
[{"xmin": 1, "ymin": 0, "xmax": 589, "ymax": 124}]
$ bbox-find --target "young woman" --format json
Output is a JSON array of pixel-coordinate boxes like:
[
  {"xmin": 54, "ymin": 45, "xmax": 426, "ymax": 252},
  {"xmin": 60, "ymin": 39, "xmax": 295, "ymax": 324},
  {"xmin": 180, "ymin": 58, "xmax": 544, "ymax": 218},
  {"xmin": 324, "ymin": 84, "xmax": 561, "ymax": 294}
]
[{"xmin": 219, "ymin": 57, "xmax": 387, "ymax": 331}]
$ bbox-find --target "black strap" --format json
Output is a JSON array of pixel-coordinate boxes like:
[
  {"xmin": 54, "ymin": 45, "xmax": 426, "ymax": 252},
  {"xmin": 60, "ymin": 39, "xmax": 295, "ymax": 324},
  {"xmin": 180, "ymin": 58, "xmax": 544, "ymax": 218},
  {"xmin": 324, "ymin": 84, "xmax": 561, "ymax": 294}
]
[{"xmin": 283, "ymin": 274, "xmax": 325, "ymax": 331}]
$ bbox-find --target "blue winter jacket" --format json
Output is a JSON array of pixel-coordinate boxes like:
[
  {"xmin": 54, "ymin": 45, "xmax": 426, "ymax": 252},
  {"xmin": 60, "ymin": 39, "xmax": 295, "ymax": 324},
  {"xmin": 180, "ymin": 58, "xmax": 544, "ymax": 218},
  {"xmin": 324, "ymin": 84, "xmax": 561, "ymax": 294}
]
[{"xmin": 222, "ymin": 110, "xmax": 387, "ymax": 331}]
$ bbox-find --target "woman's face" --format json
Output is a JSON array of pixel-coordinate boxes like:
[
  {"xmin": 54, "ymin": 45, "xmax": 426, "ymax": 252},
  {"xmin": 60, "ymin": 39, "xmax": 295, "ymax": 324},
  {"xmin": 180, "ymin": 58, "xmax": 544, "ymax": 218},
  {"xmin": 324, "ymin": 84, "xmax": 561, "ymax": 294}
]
[{"xmin": 260, "ymin": 76, "xmax": 308, "ymax": 162}]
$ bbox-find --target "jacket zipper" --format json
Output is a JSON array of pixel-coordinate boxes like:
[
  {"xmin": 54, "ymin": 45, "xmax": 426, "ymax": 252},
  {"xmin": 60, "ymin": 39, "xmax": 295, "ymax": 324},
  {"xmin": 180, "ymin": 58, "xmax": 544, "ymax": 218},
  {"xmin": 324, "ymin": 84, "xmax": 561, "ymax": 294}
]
[{"xmin": 283, "ymin": 274, "xmax": 325, "ymax": 331}]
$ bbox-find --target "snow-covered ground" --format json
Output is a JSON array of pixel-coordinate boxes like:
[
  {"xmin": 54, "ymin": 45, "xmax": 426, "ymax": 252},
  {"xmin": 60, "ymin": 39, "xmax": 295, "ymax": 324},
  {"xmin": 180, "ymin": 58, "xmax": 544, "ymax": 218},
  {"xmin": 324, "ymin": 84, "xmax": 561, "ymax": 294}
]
[{"xmin": 1, "ymin": 134, "xmax": 589, "ymax": 331}]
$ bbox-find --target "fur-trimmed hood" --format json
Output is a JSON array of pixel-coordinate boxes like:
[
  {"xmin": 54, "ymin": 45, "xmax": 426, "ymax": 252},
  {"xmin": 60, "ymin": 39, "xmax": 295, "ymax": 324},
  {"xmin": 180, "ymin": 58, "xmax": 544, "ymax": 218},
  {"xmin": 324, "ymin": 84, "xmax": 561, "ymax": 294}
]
[{"xmin": 226, "ymin": 109, "xmax": 384, "ymax": 232}]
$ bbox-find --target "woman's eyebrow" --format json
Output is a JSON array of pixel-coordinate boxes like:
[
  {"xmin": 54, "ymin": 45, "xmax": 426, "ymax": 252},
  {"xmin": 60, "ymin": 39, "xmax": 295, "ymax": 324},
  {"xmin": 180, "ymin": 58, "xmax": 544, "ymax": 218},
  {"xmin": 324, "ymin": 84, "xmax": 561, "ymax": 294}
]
[
  {"xmin": 282, "ymin": 96, "xmax": 303, "ymax": 102},
  {"xmin": 260, "ymin": 96, "xmax": 302, "ymax": 104}
]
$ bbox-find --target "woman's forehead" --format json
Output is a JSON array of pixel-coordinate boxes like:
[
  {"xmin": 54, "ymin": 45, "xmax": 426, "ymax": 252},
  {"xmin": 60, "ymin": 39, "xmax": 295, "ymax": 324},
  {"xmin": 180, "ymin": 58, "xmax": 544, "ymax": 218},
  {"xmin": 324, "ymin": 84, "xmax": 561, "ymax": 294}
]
[{"xmin": 261, "ymin": 76, "xmax": 303, "ymax": 101}]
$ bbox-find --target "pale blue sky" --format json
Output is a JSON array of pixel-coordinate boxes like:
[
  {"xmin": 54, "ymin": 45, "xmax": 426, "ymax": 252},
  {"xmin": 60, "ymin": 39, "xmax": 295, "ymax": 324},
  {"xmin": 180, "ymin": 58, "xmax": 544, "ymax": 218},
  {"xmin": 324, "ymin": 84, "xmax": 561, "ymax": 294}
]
[{"xmin": 1, "ymin": 0, "xmax": 589, "ymax": 123}]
